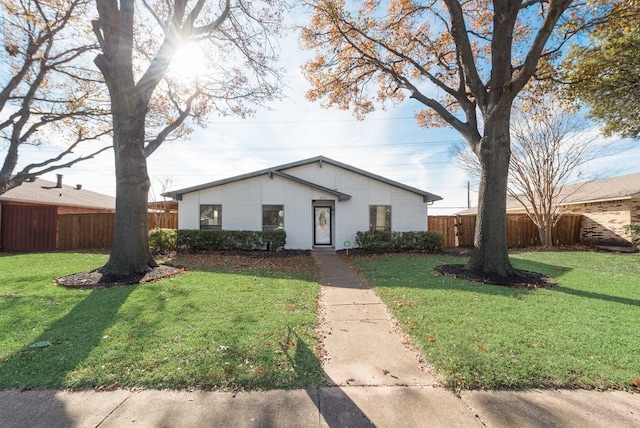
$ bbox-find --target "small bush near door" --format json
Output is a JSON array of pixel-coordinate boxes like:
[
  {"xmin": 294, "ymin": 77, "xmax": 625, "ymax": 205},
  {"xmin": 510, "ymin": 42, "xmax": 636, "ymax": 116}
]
[{"xmin": 355, "ymin": 230, "xmax": 444, "ymax": 252}]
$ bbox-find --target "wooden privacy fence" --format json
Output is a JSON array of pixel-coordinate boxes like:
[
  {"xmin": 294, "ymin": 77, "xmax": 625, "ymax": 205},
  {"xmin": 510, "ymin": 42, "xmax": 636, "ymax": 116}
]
[
  {"xmin": 1, "ymin": 204, "xmax": 57, "ymax": 252},
  {"xmin": 57, "ymin": 212, "xmax": 178, "ymax": 250},
  {"xmin": 58, "ymin": 213, "xmax": 114, "ymax": 250},
  {"xmin": 148, "ymin": 212, "xmax": 178, "ymax": 230},
  {"xmin": 429, "ymin": 214, "xmax": 582, "ymax": 248}
]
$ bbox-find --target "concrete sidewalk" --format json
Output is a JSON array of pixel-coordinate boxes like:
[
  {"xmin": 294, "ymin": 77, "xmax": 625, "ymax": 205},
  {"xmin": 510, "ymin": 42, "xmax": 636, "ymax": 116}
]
[{"xmin": 1, "ymin": 251, "xmax": 639, "ymax": 427}]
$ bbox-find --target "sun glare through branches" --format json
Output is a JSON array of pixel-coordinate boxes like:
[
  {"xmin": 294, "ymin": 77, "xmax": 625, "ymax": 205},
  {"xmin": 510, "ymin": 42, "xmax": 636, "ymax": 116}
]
[{"xmin": 168, "ymin": 42, "xmax": 208, "ymax": 81}]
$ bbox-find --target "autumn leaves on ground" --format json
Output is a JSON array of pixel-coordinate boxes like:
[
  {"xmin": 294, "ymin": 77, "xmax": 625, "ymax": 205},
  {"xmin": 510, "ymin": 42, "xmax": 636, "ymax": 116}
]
[{"xmin": 0, "ymin": 250, "xmax": 638, "ymax": 392}]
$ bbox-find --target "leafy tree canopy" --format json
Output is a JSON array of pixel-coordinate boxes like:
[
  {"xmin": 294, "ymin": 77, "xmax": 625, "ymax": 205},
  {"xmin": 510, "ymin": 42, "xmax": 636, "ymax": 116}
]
[
  {"xmin": 563, "ymin": 2, "xmax": 640, "ymax": 138},
  {"xmin": 299, "ymin": 0, "xmax": 616, "ymax": 276}
]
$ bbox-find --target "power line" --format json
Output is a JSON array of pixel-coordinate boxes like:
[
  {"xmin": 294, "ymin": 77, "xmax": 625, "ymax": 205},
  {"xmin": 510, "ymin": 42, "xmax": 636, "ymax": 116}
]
[
  {"xmin": 164, "ymin": 138, "xmax": 465, "ymax": 152},
  {"xmin": 211, "ymin": 116, "xmax": 420, "ymax": 125}
]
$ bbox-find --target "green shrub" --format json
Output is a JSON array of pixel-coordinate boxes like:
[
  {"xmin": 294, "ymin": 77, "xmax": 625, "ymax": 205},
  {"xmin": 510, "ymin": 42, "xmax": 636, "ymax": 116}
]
[
  {"xmin": 262, "ymin": 230, "xmax": 287, "ymax": 249},
  {"xmin": 148, "ymin": 228, "xmax": 178, "ymax": 252},
  {"xmin": 623, "ymin": 223, "xmax": 640, "ymax": 246},
  {"xmin": 355, "ymin": 230, "xmax": 443, "ymax": 252},
  {"xmin": 176, "ymin": 229, "xmax": 286, "ymax": 251}
]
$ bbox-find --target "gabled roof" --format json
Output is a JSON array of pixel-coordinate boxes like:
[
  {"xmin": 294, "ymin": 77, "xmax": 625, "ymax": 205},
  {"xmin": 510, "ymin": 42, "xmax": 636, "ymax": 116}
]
[
  {"xmin": 164, "ymin": 155, "xmax": 443, "ymax": 203},
  {"xmin": 0, "ymin": 177, "xmax": 115, "ymax": 210},
  {"xmin": 458, "ymin": 172, "xmax": 640, "ymax": 215}
]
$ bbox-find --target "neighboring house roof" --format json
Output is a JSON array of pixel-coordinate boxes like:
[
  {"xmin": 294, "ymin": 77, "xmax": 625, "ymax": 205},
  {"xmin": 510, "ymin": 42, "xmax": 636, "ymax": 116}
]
[
  {"xmin": 457, "ymin": 172, "xmax": 640, "ymax": 215},
  {"xmin": 164, "ymin": 155, "xmax": 443, "ymax": 203},
  {"xmin": 0, "ymin": 177, "xmax": 115, "ymax": 210}
]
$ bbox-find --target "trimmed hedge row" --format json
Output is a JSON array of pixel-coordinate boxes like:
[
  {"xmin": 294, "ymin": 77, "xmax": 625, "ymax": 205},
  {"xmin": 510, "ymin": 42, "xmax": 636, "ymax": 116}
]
[
  {"xmin": 355, "ymin": 230, "xmax": 443, "ymax": 252},
  {"xmin": 170, "ymin": 229, "xmax": 286, "ymax": 251},
  {"xmin": 149, "ymin": 228, "xmax": 441, "ymax": 252}
]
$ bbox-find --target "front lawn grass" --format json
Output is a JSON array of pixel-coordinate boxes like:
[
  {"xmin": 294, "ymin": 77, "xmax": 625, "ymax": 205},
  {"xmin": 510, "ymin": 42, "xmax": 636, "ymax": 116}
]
[
  {"xmin": 351, "ymin": 251, "xmax": 640, "ymax": 391},
  {"xmin": 0, "ymin": 252, "xmax": 322, "ymax": 390}
]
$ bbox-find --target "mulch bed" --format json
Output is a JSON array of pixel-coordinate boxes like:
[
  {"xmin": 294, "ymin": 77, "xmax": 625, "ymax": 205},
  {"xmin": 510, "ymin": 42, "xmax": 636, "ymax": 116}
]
[
  {"xmin": 55, "ymin": 265, "xmax": 185, "ymax": 289},
  {"xmin": 434, "ymin": 264, "xmax": 556, "ymax": 289}
]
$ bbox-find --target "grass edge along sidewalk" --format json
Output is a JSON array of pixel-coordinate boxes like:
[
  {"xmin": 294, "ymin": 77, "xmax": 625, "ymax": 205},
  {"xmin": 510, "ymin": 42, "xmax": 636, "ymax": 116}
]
[
  {"xmin": 0, "ymin": 251, "xmax": 322, "ymax": 391},
  {"xmin": 350, "ymin": 250, "xmax": 640, "ymax": 392}
]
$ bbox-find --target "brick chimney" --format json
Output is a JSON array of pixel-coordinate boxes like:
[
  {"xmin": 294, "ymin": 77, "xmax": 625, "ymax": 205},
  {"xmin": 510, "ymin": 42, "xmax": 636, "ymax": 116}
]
[{"xmin": 56, "ymin": 174, "xmax": 63, "ymax": 188}]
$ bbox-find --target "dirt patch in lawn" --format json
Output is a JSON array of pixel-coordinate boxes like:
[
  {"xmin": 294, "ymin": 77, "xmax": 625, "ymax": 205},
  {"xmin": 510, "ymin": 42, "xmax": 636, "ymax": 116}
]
[
  {"xmin": 171, "ymin": 250, "xmax": 318, "ymax": 278},
  {"xmin": 435, "ymin": 264, "xmax": 556, "ymax": 289}
]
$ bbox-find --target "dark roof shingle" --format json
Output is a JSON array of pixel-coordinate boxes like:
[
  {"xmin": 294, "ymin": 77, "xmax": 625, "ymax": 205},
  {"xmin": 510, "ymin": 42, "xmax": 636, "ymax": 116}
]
[
  {"xmin": 458, "ymin": 172, "xmax": 640, "ymax": 215},
  {"xmin": 0, "ymin": 178, "xmax": 115, "ymax": 210}
]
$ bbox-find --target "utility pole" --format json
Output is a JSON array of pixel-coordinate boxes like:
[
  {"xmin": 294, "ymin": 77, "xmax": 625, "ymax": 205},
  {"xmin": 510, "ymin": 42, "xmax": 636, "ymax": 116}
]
[{"xmin": 467, "ymin": 181, "xmax": 471, "ymax": 209}]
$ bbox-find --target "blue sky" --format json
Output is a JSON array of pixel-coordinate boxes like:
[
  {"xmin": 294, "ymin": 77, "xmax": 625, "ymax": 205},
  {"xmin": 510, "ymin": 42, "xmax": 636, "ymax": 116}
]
[{"xmin": 18, "ymin": 16, "xmax": 640, "ymax": 215}]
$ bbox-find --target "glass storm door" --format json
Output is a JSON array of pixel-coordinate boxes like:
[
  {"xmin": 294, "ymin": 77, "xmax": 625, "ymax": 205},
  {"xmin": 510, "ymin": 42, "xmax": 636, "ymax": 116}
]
[{"xmin": 314, "ymin": 206, "xmax": 332, "ymax": 246}]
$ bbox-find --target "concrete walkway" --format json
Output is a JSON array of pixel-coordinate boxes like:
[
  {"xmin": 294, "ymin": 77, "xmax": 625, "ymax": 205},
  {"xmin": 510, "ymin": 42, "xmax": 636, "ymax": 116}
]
[{"xmin": 1, "ymin": 251, "xmax": 639, "ymax": 427}]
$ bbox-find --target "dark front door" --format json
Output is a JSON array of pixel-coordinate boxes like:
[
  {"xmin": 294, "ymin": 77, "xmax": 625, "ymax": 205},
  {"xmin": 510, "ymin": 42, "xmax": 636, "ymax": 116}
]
[{"xmin": 314, "ymin": 206, "xmax": 332, "ymax": 246}]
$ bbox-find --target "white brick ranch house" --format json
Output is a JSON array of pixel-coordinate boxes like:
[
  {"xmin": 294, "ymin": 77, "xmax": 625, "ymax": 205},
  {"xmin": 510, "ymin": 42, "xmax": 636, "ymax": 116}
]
[{"xmin": 164, "ymin": 156, "xmax": 443, "ymax": 250}]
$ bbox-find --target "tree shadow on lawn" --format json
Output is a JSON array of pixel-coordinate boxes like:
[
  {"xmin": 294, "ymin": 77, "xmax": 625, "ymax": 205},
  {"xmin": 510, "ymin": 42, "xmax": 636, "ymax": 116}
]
[
  {"xmin": 1, "ymin": 251, "xmax": 322, "ymax": 390},
  {"xmin": 550, "ymin": 286, "xmax": 640, "ymax": 307},
  {"xmin": 349, "ymin": 254, "xmax": 572, "ymax": 297},
  {"xmin": 0, "ymin": 286, "xmax": 135, "ymax": 389},
  {"xmin": 415, "ymin": 254, "xmax": 640, "ymax": 307},
  {"xmin": 510, "ymin": 256, "xmax": 640, "ymax": 307}
]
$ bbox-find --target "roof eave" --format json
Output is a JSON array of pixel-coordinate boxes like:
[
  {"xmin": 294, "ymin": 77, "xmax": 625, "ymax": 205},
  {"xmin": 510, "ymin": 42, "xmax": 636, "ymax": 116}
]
[{"xmin": 164, "ymin": 155, "xmax": 442, "ymax": 202}]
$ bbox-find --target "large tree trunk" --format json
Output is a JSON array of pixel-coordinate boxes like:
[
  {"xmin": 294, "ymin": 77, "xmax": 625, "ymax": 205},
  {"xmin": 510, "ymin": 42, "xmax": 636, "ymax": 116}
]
[
  {"xmin": 466, "ymin": 115, "xmax": 514, "ymax": 277},
  {"xmin": 93, "ymin": 1, "xmax": 157, "ymax": 279},
  {"xmin": 100, "ymin": 97, "xmax": 156, "ymax": 278}
]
